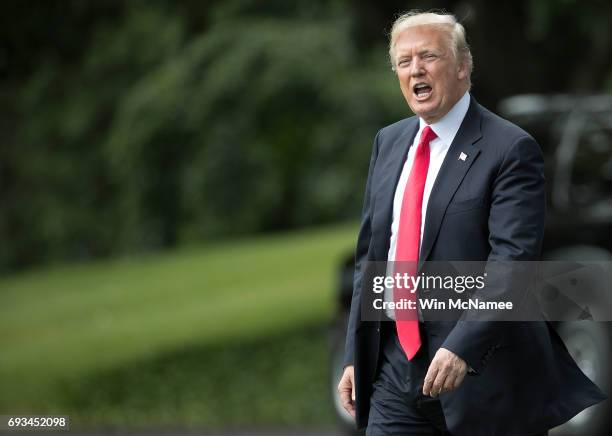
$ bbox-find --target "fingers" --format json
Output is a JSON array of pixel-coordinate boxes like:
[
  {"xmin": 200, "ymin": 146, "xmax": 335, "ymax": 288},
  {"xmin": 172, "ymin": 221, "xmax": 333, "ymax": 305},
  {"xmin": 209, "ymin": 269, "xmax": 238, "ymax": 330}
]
[
  {"xmin": 453, "ymin": 368, "xmax": 467, "ymax": 389},
  {"xmin": 422, "ymin": 363, "xmax": 439, "ymax": 396},
  {"xmin": 429, "ymin": 363, "xmax": 450, "ymax": 398},
  {"xmin": 339, "ymin": 389, "xmax": 355, "ymax": 418},
  {"xmin": 423, "ymin": 349, "xmax": 469, "ymax": 397},
  {"xmin": 337, "ymin": 366, "xmax": 356, "ymax": 419},
  {"xmin": 441, "ymin": 363, "xmax": 467, "ymax": 394},
  {"xmin": 442, "ymin": 369, "xmax": 457, "ymax": 393}
]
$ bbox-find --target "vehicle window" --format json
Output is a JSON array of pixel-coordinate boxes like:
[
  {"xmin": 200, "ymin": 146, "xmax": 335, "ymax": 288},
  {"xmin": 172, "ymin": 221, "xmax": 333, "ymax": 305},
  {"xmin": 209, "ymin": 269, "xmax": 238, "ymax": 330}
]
[{"xmin": 570, "ymin": 118, "xmax": 612, "ymax": 207}]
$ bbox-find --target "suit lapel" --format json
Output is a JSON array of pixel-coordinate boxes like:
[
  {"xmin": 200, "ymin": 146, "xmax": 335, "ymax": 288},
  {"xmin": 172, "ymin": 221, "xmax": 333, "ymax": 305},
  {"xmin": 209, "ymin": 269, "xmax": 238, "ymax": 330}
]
[
  {"xmin": 371, "ymin": 117, "xmax": 419, "ymax": 260},
  {"xmin": 419, "ymin": 98, "xmax": 483, "ymax": 268}
]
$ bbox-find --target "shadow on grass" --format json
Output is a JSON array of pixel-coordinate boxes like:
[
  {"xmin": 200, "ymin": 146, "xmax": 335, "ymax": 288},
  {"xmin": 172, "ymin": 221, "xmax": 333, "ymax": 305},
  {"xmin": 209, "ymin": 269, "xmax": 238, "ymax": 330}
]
[{"xmin": 58, "ymin": 322, "xmax": 336, "ymax": 430}]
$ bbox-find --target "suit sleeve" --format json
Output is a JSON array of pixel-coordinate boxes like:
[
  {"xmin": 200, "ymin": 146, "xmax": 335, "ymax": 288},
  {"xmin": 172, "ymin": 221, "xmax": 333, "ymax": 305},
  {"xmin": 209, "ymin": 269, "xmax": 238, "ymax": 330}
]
[
  {"xmin": 441, "ymin": 134, "xmax": 546, "ymax": 373},
  {"xmin": 343, "ymin": 130, "xmax": 381, "ymax": 367}
]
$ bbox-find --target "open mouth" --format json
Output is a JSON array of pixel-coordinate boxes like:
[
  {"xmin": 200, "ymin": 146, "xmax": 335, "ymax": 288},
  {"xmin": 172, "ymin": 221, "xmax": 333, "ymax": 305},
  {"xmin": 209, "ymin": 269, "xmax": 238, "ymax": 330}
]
[{"xmin": 413, "ymin": 83, "xmax": 432, "ymax": 100}]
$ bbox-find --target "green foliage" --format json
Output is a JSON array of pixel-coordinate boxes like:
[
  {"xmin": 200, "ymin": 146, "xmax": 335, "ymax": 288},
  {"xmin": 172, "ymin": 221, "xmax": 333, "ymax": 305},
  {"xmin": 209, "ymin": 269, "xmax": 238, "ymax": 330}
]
[
  {"xmin": 1, "ymin": 2, "xmax": 404, "ymax": 269},
  {"xmin": 3, "ymin": 4, "xmax": 186, "ymax": 268},
  {"xmin": 106, "ymin": 16, "xmax": 404, "ymax": 247}
]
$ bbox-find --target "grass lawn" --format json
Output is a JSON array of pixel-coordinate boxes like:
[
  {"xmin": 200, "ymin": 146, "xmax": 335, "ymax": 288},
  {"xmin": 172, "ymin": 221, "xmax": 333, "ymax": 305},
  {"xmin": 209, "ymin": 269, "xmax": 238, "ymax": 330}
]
[{"xmin": 0, "ymin": 222, "xmax": 357, "ymax": 428}]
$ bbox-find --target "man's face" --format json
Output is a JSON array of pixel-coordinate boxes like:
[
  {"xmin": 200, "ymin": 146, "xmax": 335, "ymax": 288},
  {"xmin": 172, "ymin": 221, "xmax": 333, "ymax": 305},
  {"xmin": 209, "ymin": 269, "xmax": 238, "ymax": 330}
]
[{"xmin": 394, "ymin": 25, "xmax": 469, "ymax": 124}]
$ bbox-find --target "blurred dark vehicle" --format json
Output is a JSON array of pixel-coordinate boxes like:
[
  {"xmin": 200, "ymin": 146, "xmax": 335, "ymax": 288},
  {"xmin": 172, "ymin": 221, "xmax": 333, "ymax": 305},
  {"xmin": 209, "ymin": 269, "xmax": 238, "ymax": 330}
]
[{"xmin": 330, "ymin": 94, "xmax": 612, "ymax": 435}]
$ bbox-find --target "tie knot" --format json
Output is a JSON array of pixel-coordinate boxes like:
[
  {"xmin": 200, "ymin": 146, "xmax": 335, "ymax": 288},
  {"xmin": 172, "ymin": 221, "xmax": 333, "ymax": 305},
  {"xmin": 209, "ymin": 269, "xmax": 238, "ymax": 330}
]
[{"xmin": 420, "ymin": 125, "xmax": 437, "ymax": 146}]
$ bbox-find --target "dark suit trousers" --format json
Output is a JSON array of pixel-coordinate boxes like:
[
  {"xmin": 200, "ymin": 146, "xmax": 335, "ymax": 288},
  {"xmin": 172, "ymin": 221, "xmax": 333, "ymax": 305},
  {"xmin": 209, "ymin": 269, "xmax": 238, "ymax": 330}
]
[{"xmin": 366, "ymin": 322, "xmax": 549, "ymax": 436}]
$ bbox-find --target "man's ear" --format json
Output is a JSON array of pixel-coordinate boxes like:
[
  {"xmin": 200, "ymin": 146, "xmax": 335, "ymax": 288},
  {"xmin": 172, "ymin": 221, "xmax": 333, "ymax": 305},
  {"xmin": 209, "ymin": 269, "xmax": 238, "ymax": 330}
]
[{"xmin": 457, "ymin": 61, "xmax": 469, "ymax": 80}]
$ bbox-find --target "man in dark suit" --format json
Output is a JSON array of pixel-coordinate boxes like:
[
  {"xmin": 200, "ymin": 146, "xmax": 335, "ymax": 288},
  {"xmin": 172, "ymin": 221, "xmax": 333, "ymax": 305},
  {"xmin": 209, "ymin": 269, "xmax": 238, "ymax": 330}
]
[{"xmin": 337, "ymin": 10, "xmax": 606, "ymax": 436}]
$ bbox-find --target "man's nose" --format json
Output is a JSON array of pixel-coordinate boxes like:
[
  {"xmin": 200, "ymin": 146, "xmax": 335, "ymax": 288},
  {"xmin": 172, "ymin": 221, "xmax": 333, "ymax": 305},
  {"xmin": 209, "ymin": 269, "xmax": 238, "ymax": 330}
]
[{"xmin": 410, "ymin": 58, "xmax": 425, "ymax": 77}]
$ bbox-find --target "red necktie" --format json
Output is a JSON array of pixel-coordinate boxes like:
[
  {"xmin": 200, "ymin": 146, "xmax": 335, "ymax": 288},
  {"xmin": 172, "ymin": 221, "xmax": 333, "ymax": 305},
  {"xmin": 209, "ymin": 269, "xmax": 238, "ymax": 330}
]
[{"xmin": 394, "ymin": 125, "xmax": 436, "ymax": 360}]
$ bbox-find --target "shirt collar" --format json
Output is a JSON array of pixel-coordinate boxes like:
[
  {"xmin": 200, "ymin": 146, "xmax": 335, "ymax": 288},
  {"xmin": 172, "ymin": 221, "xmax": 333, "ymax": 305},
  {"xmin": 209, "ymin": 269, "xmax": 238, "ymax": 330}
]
[{"xmin": 418, "ymin": 91, "xmax": 471, "ymax": 147}]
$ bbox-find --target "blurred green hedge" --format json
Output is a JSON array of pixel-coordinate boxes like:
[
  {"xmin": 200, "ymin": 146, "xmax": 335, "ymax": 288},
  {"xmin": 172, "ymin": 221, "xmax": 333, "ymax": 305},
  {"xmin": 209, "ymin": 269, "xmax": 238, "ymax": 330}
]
[{"xmin": 2, "ymin": 2, "xmax": 406, "ymax": 270}]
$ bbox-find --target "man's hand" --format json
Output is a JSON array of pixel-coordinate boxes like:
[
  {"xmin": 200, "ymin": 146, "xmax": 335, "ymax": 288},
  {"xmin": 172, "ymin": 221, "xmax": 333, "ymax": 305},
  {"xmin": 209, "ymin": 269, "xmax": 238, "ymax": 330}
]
[
  {"xmin": 337, "ymin": 365, "xmax": 356, "ymax": 418},
  {"xmin": 423, "ymin": 347, "xmax": 468, "ymax": 397}
]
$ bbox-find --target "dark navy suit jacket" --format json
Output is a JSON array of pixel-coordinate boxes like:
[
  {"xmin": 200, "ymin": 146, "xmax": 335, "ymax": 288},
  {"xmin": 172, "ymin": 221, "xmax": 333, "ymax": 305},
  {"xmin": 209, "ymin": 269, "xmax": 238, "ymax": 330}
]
[{"xmin": 343, "ymin": 96, "xmax": 606, "ymax": 435}]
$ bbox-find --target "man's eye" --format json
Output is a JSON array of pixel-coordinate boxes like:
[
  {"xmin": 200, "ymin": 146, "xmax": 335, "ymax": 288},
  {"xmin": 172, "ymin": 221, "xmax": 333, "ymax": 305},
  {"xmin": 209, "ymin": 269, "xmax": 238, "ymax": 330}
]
[
  {"xmin": 424, "ymin": 54, "xmax": 437, "ymax": 60},
  {"xmin": 398, "ymin": 59, "xmax": 411, "ymax": 66}
]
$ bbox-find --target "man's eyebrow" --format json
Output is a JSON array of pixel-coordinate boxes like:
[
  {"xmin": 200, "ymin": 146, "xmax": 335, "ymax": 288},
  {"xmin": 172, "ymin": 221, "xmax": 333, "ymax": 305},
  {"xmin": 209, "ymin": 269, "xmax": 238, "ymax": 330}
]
[{"xmin": 397, "ymin": 48, "xmax": 438, "ymax": 57}]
